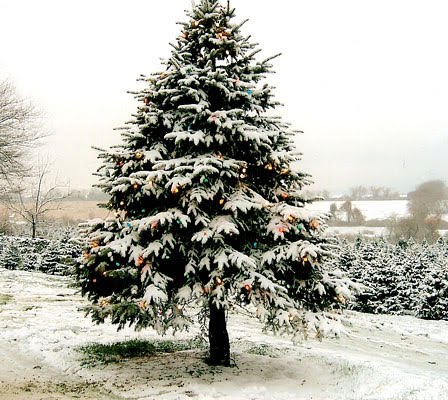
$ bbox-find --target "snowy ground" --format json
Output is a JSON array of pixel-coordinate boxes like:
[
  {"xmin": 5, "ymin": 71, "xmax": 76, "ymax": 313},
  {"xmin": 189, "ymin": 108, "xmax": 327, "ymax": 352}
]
[{"xmin": 1, "ymin": 269, "xmax": 448, "ymax": 400}]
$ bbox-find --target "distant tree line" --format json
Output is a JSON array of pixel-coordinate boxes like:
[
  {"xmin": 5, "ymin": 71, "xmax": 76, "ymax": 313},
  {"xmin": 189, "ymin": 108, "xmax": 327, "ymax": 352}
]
[
  {"xmin": 347, "ymin": 185, "xmax": 401, "ymax": 201},
  {"xmin": 303, "ymin": 186, "xmax": 403, "ymax": 201},
  {"xmin": 67, "ymin": 187, "xmax": 108, "ymax": 201}
]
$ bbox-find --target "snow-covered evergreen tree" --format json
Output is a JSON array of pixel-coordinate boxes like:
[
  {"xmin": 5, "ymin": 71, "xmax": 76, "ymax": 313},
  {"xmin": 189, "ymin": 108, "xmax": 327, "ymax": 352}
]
[
  {"xmin": 75, "ymin": 0, "xmax": 356, "ymax": 366},
  {"xmin": 1, "ymin": 237, "xmax": 23, "ymax": 270},
  {"xmin": 417, "ymin": 238, "xmax": 448, "ymax": 320},
  {"xmin": 332, "ymin": 236, "xmax": 448, "ymax": 319},
  {"xmin": 354, "ymin": 238, "xmax": 400, "ymax": 314},
  {"xmin": 39, "ymin": 239, "xmax": 79, "ymax": 275}
]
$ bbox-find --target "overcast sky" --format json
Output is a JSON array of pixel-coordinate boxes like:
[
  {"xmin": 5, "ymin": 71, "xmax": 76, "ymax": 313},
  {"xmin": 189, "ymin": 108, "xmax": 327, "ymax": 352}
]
[{"xmin": 1, "ymin": 0, "xmax": 447, "ymax": 194}]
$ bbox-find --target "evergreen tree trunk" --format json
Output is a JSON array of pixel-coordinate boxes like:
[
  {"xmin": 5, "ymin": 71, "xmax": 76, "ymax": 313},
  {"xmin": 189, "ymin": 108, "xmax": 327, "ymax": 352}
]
[{"xmin": 208, "ymin": 300, "xmax": 230, "ymax": 366}]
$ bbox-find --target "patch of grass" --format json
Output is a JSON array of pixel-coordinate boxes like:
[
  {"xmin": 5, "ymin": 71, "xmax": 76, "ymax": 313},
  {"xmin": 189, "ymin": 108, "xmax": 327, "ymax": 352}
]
[
  {"xmin": 78, "ymin": 338, "xmax": 204, "ymax": 367},
  {"xmin": 247, "ymin": 343, "xmax": 277, "ymax": 357},
  {"xmin": 0, "ymin": 293, "xmax": 13, "ymax": 306}
]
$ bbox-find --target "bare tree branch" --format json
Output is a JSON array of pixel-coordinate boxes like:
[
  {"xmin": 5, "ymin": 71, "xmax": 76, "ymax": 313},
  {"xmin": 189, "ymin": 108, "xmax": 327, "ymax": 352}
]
[
  {"xmin": 0, "ymin": 79, "xmax": 47, "ymax": 183},
  {"xmin": 2, "ymin": 159, "xmax": 70, "ymax": 238}
]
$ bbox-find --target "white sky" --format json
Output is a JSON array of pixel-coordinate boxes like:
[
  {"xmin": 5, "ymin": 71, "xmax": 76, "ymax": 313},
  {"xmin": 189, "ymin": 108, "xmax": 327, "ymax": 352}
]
[{"xmin": 1, "ymin": 0, "xmax": 447, "ymax": 193}]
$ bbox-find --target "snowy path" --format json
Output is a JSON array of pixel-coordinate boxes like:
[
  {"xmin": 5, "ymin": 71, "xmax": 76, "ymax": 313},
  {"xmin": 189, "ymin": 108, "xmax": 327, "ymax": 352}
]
[{"xmin": 1, "ymin": 268, "xmax": 448, "ymax": 400}]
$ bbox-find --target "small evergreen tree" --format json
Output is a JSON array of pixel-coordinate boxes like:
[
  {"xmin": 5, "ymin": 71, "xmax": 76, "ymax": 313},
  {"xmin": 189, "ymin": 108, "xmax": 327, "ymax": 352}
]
[
  {"xmin": 1, "ymin": 237, "xmax": 23, "ymax": 270},
  {"xmin": 418, "ymin": 262, "xmax": 448, "ymax": 320},
  {"xmin": 75, "ymin": 0, "xmax": 355, "ymax": 366}
]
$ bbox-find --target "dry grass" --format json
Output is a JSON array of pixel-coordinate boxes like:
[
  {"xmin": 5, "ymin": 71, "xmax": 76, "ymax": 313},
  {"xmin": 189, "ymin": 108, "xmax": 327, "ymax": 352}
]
[
  {"xmin": 45, "ymin": 201, "xmax": 110, "ymax": 222},
  {"xmin": 1, "ymin": 201, "xmax": 110, "ymax": 225}
]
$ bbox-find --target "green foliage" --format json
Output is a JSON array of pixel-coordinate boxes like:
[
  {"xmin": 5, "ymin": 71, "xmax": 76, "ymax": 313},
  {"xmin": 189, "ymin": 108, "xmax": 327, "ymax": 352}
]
[{"xmin": 78, "ymin": 338, "xmax": 204, "ymax": 366}]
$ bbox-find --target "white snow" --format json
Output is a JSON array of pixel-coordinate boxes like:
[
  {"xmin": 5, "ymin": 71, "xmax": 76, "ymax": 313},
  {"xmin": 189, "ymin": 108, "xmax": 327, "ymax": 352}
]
[
  {"xmin": 307, "ymin": 200, "xmax": 410, "ymax": 220},
  {"xmin": 310, "ymin": 199, "xmax": 448, "ymax": 223},
  {"xmin": 1, "ymin": 268, "xmax": 448, "ymax": 399},
  {"xmin": 327, "ymin": 226, "xmax": 387, "ymax": 237}
]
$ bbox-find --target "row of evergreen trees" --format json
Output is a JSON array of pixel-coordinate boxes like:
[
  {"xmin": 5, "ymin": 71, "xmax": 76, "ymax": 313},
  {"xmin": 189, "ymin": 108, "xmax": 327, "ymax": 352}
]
[
  {"xmin": 331, "ymin": 237, "xmax": 448, "ymax": 320},
  {"xmin": 2, "ymin": 232, "xmax": 446, "ymax": 322},
  {"xmin": 0, "ymin": 235, "xmax": 80, "ymax": 275}
]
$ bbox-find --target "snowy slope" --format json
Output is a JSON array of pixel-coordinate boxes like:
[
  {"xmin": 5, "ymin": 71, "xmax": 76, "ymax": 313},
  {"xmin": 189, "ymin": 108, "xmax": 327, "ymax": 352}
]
[{"xmin": 1, "ymin": 269, "xmax": 448, "ymax": 400}]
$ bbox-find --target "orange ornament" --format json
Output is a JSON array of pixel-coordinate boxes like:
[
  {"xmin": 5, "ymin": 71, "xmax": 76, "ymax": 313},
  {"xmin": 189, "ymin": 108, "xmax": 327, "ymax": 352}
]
[
  {"xmin": 138, "ymin": 301, "xmax": 148, "ymax": 310},
  {"xmin": 278, "ymin": 226, "xmax": 287, "ymax": 234},
  {"xmin": 311, "ymin": 219, "xmax": 320, "ymax": 229}
]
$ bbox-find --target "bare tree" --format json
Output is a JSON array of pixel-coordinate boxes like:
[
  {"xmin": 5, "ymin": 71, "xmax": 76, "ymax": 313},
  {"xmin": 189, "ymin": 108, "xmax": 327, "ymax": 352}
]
[
  {"xmin": 329, "ymin": 202, "xmax": 339, "ymax": 220},
  {"xmin": 0, "ymin": 79, "xmax": 45, "ymax": 184},
  {"xmin": 339, "ymin": 200, "xmax": 365, "ymax": 225},
  {"xmin": 349, "ymin": 186, "xmax": 367, "ymax": 200},
  {"xmin": 340, "ymin": 200, "xmax": 354, "ymax": 223},
  {"xmin": 388, "ymin": 180, "xmax": 447, "ymax": 243},
  {"xmin": 4, "ymin": 160, "xmax": 70, "ymax": 238},
  {"xmin": 408, "ymin": 180, "xmax": 447, "ymax": 221}
]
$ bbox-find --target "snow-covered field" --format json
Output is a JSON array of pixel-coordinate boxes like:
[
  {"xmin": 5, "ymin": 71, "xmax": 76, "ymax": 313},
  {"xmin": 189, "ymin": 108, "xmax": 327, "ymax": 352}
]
[
  {"xmin": 307, "ymin": 200, "xmax": 410, "ymax": 220},
  {"xmin": 326, "ymin": 226, "xmax": 387, "ymax": 237},
  {"xmin": 1, "ymin": 269, "xmax": 448, "ymax": 400}
]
